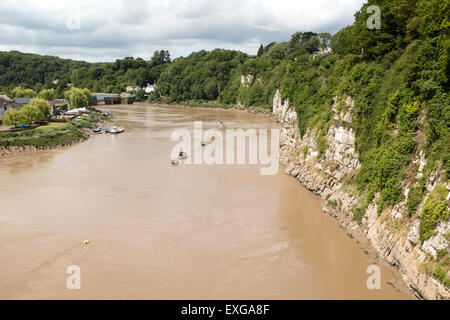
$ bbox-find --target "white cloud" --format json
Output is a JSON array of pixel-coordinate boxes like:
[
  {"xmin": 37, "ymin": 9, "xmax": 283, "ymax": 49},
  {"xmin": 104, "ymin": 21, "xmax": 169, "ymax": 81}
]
[{"xmin": 0, "ymin": 0, "xmax": 365, "ymax": 62}]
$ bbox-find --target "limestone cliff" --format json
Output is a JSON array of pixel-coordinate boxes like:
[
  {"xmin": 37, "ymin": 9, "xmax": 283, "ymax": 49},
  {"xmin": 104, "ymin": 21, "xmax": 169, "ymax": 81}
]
[{"xmin": 273, "ymin": 89, "xmax": 450, "ymax": 300}]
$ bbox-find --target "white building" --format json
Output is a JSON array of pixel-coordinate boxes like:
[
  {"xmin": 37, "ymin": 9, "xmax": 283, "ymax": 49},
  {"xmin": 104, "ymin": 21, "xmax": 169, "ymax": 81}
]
[
  {"xmin": 145, "ymin": 83, "xmax": 157, "ymax": 94},
  {"xmin": 126, "ymin": 85, "xmax": 141, "ymax": 92}
]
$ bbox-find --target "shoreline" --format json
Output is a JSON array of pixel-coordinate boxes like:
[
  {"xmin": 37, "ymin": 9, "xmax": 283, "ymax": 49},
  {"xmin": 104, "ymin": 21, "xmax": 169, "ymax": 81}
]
[
  {"xmin": 0, "ymin": 109, "xmax": 113, "ymax": 158},
  {"xmin": 141, "ymin": 101, "xmax": 274, "ymax": 116},
  {"xmin": 0, "ymin": 127, "xmax": 92, "ymax": 157}
]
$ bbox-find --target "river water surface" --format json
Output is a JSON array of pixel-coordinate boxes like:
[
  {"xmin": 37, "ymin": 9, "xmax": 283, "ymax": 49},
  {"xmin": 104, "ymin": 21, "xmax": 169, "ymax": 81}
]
[{"xmin": 0, "ymin": 104, "xmax": 410, "ymax": 299}]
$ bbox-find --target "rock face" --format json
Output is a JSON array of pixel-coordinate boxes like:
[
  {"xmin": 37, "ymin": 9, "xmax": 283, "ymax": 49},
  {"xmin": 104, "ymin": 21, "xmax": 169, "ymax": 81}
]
[
  {"xmin": 273, "ymin": 89, "xmax": 450, "ymax": 300},
  {"xmin": 240, "ymin": 74, "xmax": 254, "ymax": 87}
]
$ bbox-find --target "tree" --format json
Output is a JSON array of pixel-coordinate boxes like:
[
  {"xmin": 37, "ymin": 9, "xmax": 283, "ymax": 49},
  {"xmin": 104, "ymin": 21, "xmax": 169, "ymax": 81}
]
[
  {"xmin": 318, "ymin": 32, "xmax": 332, "ymax": 50},
  {"xmin": 91, "ymin": 68, "xmax": 104, "ymax": 80},
  {"xmin": 21, "ymin": 104, "xmax": 42, "ymax": 124},
  {"xmin": 39, "ymin": 88, "xmax": 56, "ymax": 101},
  {"xmin": 203, "ymin": 77, "xmax": 218, "ymax": 100},
  {"xmin": 2, "ymin": 98, "xmax": 50, "ymax": 125},
  {"xmin": 28, "ymin": 98, "xmax": 51, "ymax": 121},
  {"xmin": 64, "ymin": 87, "xmax": 88, "ymax": 109},
  {"xmin": 2, "ymin": 109, "xmax": 24, "ymax": 126},
  {"xmin": 11, "ymin": 86, "xmax": 37, "ymax": 98},
  {"xmin": 135, "ymin": 88, "xmax": 146, "ymax": 101},
  {"xmin": 257, "ymin": 44, "xmax": 264, "ymax": 57},
  {"xmin": 81, "ymin": 88, "xmax": 93, "ymax": 106}
]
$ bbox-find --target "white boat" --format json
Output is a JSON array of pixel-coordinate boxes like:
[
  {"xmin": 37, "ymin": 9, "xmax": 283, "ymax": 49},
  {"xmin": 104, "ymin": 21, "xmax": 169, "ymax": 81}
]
[
  {"xmin": 108, "ymin": 126, "xmax": 124, "ymax": 134},
  {"xmin": 178, "ymin": 151, "xmax": 188, "ymax": 160}
]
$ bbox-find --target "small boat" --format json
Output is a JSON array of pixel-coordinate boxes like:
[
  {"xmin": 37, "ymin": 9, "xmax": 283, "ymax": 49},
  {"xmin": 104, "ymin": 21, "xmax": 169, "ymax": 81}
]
[
  {"xmin": 106, "ymin": 126, "xmax": 125, "ymax": 134},
  {"xmin": 178, "ymin": 151, "xmax": 188, "ymax": 160},
  {"xmin": 92, "ymin": 127, "xmax": 102, "ymax": 133}
]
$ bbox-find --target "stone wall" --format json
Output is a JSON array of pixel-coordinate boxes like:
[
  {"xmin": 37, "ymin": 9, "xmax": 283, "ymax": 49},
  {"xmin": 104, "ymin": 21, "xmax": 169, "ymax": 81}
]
[{"xmin": 273, "ymin": 89, "xmax": 450, "ymax": 299}]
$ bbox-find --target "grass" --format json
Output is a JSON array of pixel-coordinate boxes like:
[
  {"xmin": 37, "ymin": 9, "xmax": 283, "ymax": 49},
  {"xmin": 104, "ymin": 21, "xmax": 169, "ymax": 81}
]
[
  {"xmin": 423, "ymin": 250, "xmax": 450, "ymax": 288},
  {"xmin": 419, "ymin": 185, "xmax": 449, "ymax": 243},
  {"xmin": 0, "ymin": 109, "xmax": 110, "ymax": 149},
  {"xmin": 0, "ymin": 121, "xmax": 86, "ymax": 149},
  {"xmin": 152, "ymin": 100, "xmax": 273, "ymax": 114},
  {"xmin": 34, "ymin": 122, "xmax": 66, "ymax": 130}
]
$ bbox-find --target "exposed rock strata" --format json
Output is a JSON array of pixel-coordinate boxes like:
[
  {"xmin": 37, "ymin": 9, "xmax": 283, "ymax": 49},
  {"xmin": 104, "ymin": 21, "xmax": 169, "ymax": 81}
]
[{"xmin": 273, "ymin": 89, "xmax": 450, "ymax": 300}]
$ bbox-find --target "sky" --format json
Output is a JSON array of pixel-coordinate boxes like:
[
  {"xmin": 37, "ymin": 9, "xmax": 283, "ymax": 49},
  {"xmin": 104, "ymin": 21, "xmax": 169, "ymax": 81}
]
[{"xmin": 0, "ymin": 0, "xmax": 366, "ymax": 62}]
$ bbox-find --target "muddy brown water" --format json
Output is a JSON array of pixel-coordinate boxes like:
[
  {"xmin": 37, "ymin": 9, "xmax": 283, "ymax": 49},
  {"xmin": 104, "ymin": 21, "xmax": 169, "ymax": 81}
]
[{"xmin": 0, "ymin": 104, "xmax": 411, "ymax": 299}]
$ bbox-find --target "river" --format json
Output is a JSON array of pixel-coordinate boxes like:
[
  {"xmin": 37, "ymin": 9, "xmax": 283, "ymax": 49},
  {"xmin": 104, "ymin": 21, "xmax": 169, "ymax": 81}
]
[{"xmin": 0, "ymin": 103, "xmax": 411, "ymax": 299}]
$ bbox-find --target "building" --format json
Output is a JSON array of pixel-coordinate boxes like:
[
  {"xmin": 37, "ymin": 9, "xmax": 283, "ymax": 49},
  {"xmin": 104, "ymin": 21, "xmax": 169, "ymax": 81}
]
[
  {"xmin": 145, "ymin": 83, "xmax": 157, "ymax": 94},
  {"xmin": 0, "ymin": 95, "xmax": 17, "ymax": 122},
  {"xmin": 313, "ymin": 46, "xmax": 332, "ymax": 56},
  {"xmin": 13, "ymin": 97, "xmax": 32, "ymax": 107},
  {"xmin": 126, "ymin": 85, "xmax": 141, "ymax": 92},
  {"xmin": 48, "ymin": 99, "xmax": 71, "ymax": 113},
  {"xmin": 92, "ymin": 93, "xmax": 121, "ymax": 105}
]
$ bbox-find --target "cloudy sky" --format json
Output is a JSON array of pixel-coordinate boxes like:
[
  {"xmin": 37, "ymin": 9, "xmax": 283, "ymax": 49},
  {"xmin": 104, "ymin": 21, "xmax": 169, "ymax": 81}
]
[{"xmin": 0, "ymin": 0, "xmax": 366, "ymax": 62}]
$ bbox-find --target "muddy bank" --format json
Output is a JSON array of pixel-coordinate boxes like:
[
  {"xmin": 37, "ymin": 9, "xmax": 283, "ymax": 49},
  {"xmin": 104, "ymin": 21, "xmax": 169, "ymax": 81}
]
[
  {"xmin": 0, "ymin": 111, "xmax": 114, "ymax": 158},
  {"xmin": 142, "ymin": 101, "xmax": 274, "ymax": 116},
  {"xmin": 0, "ymin": 128, "xmax": 90, "ymax": 157}
]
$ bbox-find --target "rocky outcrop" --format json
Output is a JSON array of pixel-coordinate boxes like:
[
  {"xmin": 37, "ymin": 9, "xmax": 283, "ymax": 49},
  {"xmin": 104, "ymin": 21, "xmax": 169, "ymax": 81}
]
[
  {"xmin": 273, "ymin": 89, "xmax": 450, "ymax": 300},
  {"xmin": 240, "ymin": 74, "xmax": 254, "ymax": 87}
]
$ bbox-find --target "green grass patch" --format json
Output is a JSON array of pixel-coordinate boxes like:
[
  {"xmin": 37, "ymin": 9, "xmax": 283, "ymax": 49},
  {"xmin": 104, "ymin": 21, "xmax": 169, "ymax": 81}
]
[
  {"xmin": 423, "ymin": 250, "xmax": 450, "ymax": 288},
  {"xmin": 419, "ymin": 186, "xmax": 450, "ymax": 243},
  {"xmin": 0, "ymin": 122, "xmax": 86, "ymax": 148}
]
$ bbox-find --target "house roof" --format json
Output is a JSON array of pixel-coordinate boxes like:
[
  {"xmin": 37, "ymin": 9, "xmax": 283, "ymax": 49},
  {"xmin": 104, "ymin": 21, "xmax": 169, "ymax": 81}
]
[
  {"xmin": 0, "ymin": 95, "xmax": 13, "ymax": 103},
  {"xmin": 13, "ymin": 97, "xmax": 32, "ymax": 105},
  {"xmin": 48, "ymin": 99, "xmax": 70, "ymax": 106}
]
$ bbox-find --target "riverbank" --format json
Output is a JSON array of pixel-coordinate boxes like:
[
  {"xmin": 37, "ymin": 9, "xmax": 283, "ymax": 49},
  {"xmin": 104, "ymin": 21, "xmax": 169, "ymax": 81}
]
[
  {"xmin": 146, "ymin": 100, "xmax": 273, "ymax": 116},
  {"xmin": 0, "ymin": 109, "xmax": 111, "ymax": 157}
]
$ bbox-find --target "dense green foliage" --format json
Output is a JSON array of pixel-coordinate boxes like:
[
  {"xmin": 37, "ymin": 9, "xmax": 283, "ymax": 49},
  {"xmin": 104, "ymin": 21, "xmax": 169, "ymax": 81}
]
[
  {"xmin": 64, "ymin": 87, "xmax": 92, "ymax": 108},
  {"xmin": 419, "ymin": 186, "xmax": 449, "ymax": 243},
  {"xmin": 11, "ymin": 86, "xmax": 37, "ymax": 98},
  {"xmin": 2, "ymin": 98, "xmax": 51, "ymax": 125},
  {"xmin": 0, "ymin": 50, "xmax": 171, "ymax": 96},
  {"xmin": 157, "ymin": 49, "xmax": 247, "ymax": 103},
  {"xmin": 38, "ymin": 88, "xmax": 56, "ymax": 101}
]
